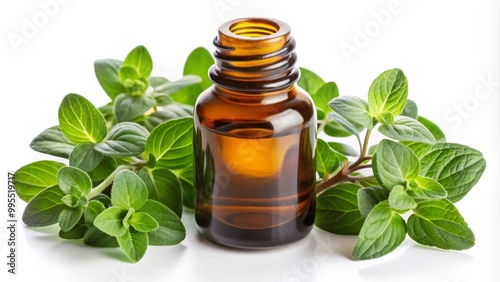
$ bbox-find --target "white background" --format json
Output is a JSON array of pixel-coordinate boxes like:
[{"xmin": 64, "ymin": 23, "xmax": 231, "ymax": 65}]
[{"xmin": 1, "ymin": 0, "xmax": 499, "ymax": 281}]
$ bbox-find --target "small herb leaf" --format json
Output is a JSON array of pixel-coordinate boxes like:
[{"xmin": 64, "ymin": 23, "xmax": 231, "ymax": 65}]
[
  {"xmin": 417, "ymin": 116, "xmax": 446, "ymax": 143},
  {"xmin": 315, "ymin": 183, "xmax": 365, "ymax": 235},
  {"xmin": 114, "ymin": 94, "xmax": 155, "ymax": 123},
  {"xmin": 418, "ymin": 143, "xmax": 486, "ymax": 202},
  {"xmin": 357, "ymin": 187, "xmax": 389, "ymax": 218},
  {"xmin": 128, "ymin": 212, "xmax": 159, "ymax": 233},
  {"xmin": 352, "ymin": 201, "xmax": 407, "ymax": 260},
  {"xmin": 94, "ymin": 206, "xmax": 128, "ymax": 237},
  {"xmin": 401, "ymin": 99, "xmax": 418, "ymax": 119},
  {"xmin": 15, "ymin": 160, "xmax": 64, "ymax": 202},
  {"xmin": 329, "ymin": 96, "xmax": 373, "ymax": 129},
  {"xmin": 58, "ymin": 207, "xmax": 84, "ymax": 232},
  {"xmin": 409, "ymin": 175, "xmax": 447, "ymax": 200},
  {"xmin": 95, "ymin": 122, "xmax": 149, "ymax": 157},
  {"xmin": 30, "ymin": 126, "xmax": 75, "ymax": 158},
  {"xmin": 69, "ymin": 143, "xmax": 104, "ymax": 172},
  {"xmin": 297, "ymin": 67, "xmax": 325, "ymax": 95},
  {"xmin": 22, "ymin": 185, "xmax": 66, "ymax": 227},
  {"xmin": 116, "ymin": 229, "xmax": 149, "ymax": 263},
  {"xmin": 84, "ymin": 200, "xmax": 106, "ymax": 227},
  {"xmin": 57, "ymin": 166, "xmax": 92, "ymax": 195},
  {"xmin": 94, "ymin": 59, "xmax": 126, "ymax": 100},
  {"xmin": 408, "ymin": 199, "xmax": 475, "ymax": 250},
  {"xmin": 170, "ymin": 47, "xmax": 214, "ymax": 106},
  {"xmin": 378, "ymin": 116, "xmax": 436, "ymax": 144},
  {"xmin": 313, "ymin": 82, "xmax": 339, "ymax": 115},
  {"xmin": 137, "ymin": 168, "xmax": 183, "ymax": 217},
  {"xmin": 111, "ymin": 170, "xmax": 148, "ymax": 210},
  {"xmin": 368, "ymin": 68, "xmax": 408, "ymax": 118},
  {"xmin": 123, "ymin": 45, "xmax": 153, "ymax": 78},
  {"xmin": 58, "ymin": 93, "xmax": 107, "ymax": 144},
  {"xmin": 316, "ymin": 139, "xmax": 346, "ymax": 179},
  {"xmin": 388, "ymin": 185, "xmax": 417, "ymax": 211},
  {"xmin": 137, "ymin": 199, "xmax": 186, "ymax": 246},
  {"xmin": 373, "ymin": 139, "xmax": 420, "ymax": 190}
]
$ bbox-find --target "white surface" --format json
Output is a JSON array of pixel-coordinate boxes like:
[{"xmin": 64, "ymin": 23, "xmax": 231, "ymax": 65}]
[{"xmin": 1, "ymin": 0, "xmax": 499, "ymax": 281}]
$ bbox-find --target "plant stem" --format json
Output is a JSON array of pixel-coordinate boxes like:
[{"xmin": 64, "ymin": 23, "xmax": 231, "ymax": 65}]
[
  {"xmin": 87, "ymin": 165, "xmax": 132, "ymax": 199},
  {"xmin": 316, "ymin": 128, "xmax": 373, "ymax": 195}
]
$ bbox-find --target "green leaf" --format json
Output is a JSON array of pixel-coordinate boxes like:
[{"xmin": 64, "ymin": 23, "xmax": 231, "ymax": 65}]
[
  {"xmin": 94, "ymin": 206, "xmax": 128, "ymax": 237},
  {"xmin": 174, "ymin": 166, "xmax": 196, "ymax": 208},
  {"xmin": 59, "ymin": 218, "xmax": 87, "ymax": 239},
  {"xmin": 58, "ymin": 93, "xmax": 107, "ymax": 144},
  {"xmin": 401, "ymin": 99, "xmax": 418, "ymax": 119},
  {"xmin": 297, "ymin": 67, "xmax": 325, "ymax": 95},
  {"xmin": 57, "ymin": 166, "xmax": 92, "ymax": 195},
  {"xmin": 408, "ymin": 199, "xmax": 475, "ymax": 250},
  {"xmin": 329, "ymin": 112, "xmax": 363, "ymax": 142},
  {"xmin": 170, "ymin": 47, "xmax": 214, "ymax": 106},
  {"xmin": 99, "ymin": 103, "xmax": 116, "ymax": 129},
  {"xmin": 329, "ymin": 96, "xmax": 373, "ymax": 129},
  {"xmin": 417, "ymin": 143, "xmax": 486, "ymax": 202},
  {"xmin": 417, "ymin": 116, "xmax": 446, "ymax": 142},
  {"xmin": 323, "ymin": 119, "xmax": 353, "ymax": 138},
  {"xmin": 128, "ymin": 212, "xmax": 159, "ymax": 233},
  {"xmin": 117, "ymin": 229, "xmax": 149, "ymax": 263},
  {"xmin": 368, "ymin": 68, "xmax": 408, "ymax": 118},
  {"xmin": 83, "ymin": 226, "xmax": 119, "ymax": 248},
  {"xmin": 137, "ymin": 168, "xmax": 183, "ymax": 217},
  {"xmin": 145, "ymin": 117, "xmax": 194, "ymax": 170},
  {"xmin": 149, "ymin": 76, "xmax": 169, "ymax": 88},
  {"xmin": 138, "ymin": 200, "xmax": 186, "ymax": 245},
  {"xmin": 15, "ymin": 160, "xmax": 64, "ymax": 202},
  {"xmin": 88, "ymin": 156, "xmax": 117, "ymax": 182},
  {"xmin": 30, "ymin": 126, "xmax": 75, "ymax": 158},
  {"xmin": 316, "ymin": 139, "xmax": 346, "ymax": 179},
  {"xmin": 315, "ymin": 183, "xmax": 365, "ymax": 235},
  {"xmin": 388, "ymin": 185, "xmax": 417, "ymax": 211},
  {"xmin": 94, "ymin": 59, "xmax": 126, "ymax": 100},
  {"xmin": 111, "ymin": 170, "xmax": 148, "ymax": 210},
  {"xmin": 378, "ymin": 116, "xmax": 436, "ymax": 144},
  {"xmin": 84, "ymin": 200, "xmax": 106, "ymax": 227},
  {"xmin": 95, "ymin": 122, "xmax": 149, "ymax": 157},
  {"xmin": 58, "ymin": 207, "xmax": 84, "ymax": 231},
  {"xmin": 136, "ymin": 103, "xmax": 193, "ymax": 131},
  {"xmin": 114, "ymin": 93, "xmax": 155, "ymax": 123},
  {"xmin": 409, "ymin": 175, "xmax": 447, "ymax": 200},
  {"xmin": 153, "ymin": 75, "xmax": 202, "ymax": 96},
  {"xmin": 118, "ymin": 65, "xmax": 140, "ymax": 82},
  {"xmin": 373, "ymin": 139, "xmax": 420, "ymax": 190},
  {"xmin": 327, "ymin": 141, "xmax": 358, "ymax": 157},
  {"xmin": 357, "ymin": 187, "xmax": 389, "ymax": 218},
  {"xmin": 352, "ymin": 201, "xmax": 407, "ymax": 260},
  {"xmin": 69, "ymin": 143, "xmax": 104, "ymax": 172},
  {"xmin": 312, "ymin": 82, "xmax": 339, "ymax": 114},
  {"xmin": 123, "ymin": 45, "xmax": 153, "ymax": 78},
  {"xmin": 60, "ymin": 186, "xmax": 87, "ymax": 207},
  {"xmin": 22, "ymin": 185, "xmax": 66, "ymax": 227}
]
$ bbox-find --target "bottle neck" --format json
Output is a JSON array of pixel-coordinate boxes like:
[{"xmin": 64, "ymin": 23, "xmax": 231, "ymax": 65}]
[{"xmin": 209, "ymin": 18, "xmax": 299, "ymax": 94}]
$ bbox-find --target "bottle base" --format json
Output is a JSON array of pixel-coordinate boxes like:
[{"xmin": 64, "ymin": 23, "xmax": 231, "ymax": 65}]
[{"xmin": 196, "ymin": 214, "xmax": 314, "ymax": 250}]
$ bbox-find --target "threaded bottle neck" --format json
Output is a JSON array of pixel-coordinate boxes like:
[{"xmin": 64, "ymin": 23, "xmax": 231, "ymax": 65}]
[{"xmin": 209, "ymin": 18, "xmax": 299, "ymax": 93}]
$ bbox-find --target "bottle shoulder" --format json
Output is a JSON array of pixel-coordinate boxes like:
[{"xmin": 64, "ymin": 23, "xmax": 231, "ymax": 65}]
[{"xmin": 194, "ymin": 86, "xmax": 316, "ymax": 132}]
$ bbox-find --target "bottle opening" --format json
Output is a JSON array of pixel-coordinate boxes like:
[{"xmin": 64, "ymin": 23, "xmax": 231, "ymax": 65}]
[{"xmin": 229, "ymin": 19, "xmax": 280, "ymax": 37}]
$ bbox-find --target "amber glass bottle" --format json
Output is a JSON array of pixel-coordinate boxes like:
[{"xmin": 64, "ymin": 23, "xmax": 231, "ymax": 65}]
[{"xmin": 194, "ymin": 18, "xmax": 316, "ymax": 249}]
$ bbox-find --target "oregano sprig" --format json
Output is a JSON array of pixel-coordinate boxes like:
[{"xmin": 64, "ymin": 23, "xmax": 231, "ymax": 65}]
[{"xmin": 305, "ymin": 67, "xmax": 486, "ymax": 260}]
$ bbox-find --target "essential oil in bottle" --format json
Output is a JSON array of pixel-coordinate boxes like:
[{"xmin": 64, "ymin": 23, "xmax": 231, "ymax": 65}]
[{"xmin": 194, "ymin": 18, "xmax": 317, "ymax": 249}]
